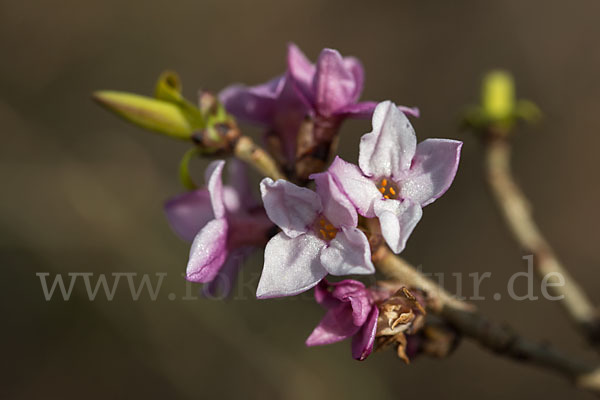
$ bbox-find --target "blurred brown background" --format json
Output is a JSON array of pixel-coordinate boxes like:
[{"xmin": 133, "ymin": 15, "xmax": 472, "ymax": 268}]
[{"xmin": 2, "ymin": 0, "xmax": 600, "ymax": 399}]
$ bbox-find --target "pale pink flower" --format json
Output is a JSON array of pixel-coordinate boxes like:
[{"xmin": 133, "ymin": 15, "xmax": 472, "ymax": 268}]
[{"xmin": 329, "ymin": 101, "xmax": 462, "ymax": 253}]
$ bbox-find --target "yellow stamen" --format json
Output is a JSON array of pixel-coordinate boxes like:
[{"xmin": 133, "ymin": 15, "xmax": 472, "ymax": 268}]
[
  {"xmin": 314, "ymin": 215, "xmax": 339, "ymax": 241},
  {"xmin": 389, "ymin": 187, "xmax": 396, "ymax": 196},
  {"xmin": 382, "ymin": 178, "xmax": 388, "ymax": 187},
  {"xmin": 379, "ymin": 187, "xmax": 386, "ymax": 194},
  {"xmin": 384, "ymin": 195, "xmax": 390, "ymax": 199}
]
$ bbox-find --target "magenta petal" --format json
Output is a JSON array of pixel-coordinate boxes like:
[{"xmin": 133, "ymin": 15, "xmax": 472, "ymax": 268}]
[
  {"xmin": 164, "ymin": 189, "xmax": 214, "ymax": 242},
  {"xmin": 186, "ymin": 218, "xmax": 228, "ymax": 283},
  {"xmin": 260, "ymin": 178, "xmax": 321, "ymax": 238},
  {"xmin": 400, "ymin": 139, "xmax": 463, "ymax": 207},
  {"xmin": 311, "ymin": 171, "xmax": 357, "ymax": 228},
  {"xmin": 343, "ymin": 56, "xmax": 365, "ymax": 104},
  {"xmin": 328, "ymin": 279, "xmax": 366, "ymax": 298},
  {"xmin": 227, "ymin": 159, "xmax": 259, "ymax": 210},
  {"xmin": 328, "ymin": 156, "xmax": 381, "ymax": 218},
  {"xmin": 219, "ymin": 76, "xmax": 286, "ymax": 125},
  {"xmin": 335, "ymin": 101, "xmax": 376, "ymax": 118},
  {"xmin": 203, "ymin": 246, "xmax": 254, "ymax": 298},
  {"xmin": 287, "ymin": 43, "xmax": 316, "ymax": 107},
  {"xmin": 330, "ymin": 282, "xmax": 371, "ymax": 327},
  {"xmin": 337, "ymin": 101, "xmax": 420, "ymax": 119},
  {"xmin": 351, "ymin": 306, "xmax": 379, "ymax": 360},
  {"xmin": 313, "ymin": 48, "xmax": 358, "ymax": 116},
  {"xmin": 315, "ymin": 279, "xmax": 371, "ymax": 326},
  {"xmin": 220, "ymin": 76, "xmax": 307, "ymax": 164},
  {"xmin": 314, "ymin": 280, "xmax": 342, "ymax": 309},
  {"xmin": 205, "ymin": 160, "xmax": 227, "ymax": 219},
  {"xmin": 397, "ymin": 105, "xmax": 421, "ymax": 118},
  {"xmin": 306, "ymin": 304, "xmax": 361, "ymax": 346}
]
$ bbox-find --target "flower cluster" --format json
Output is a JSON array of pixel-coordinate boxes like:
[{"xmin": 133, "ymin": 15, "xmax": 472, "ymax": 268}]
[
  {"xmin": 255, "ymin": 100, "xmax": 461, "ymax": 297},
  {"xmin": 158, "ymin": 45, "xmax": 462, "ymax": 360}
]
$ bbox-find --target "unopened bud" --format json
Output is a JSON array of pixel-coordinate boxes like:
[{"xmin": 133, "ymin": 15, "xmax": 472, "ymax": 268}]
[
  {"xmin": 93, "ymin": 91, "xmax": 194, "ymax": 140},
  {"xmin": 482, "ymin": 70, "xmax": 515, "ymax": 121}
]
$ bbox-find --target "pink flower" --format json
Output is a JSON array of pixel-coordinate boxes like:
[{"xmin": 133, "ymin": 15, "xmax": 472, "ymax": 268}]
[
  {"xmin": 219, "ymin": 44, "xmax": 418, "ymax": 166},
  {"xmin": 287, "ymin": 43, "xmax": 419, "ymax": 119},
  {"xmin": 219, "ymin": 74, "xmax": 307, "ymax": 166},
  {"xmin": 165, "ymin": 160, "xmax": 272, "ymax": 296},
  {"xmin": 329, "ymin": 101, "xmax": 462, "ymax": 253},
  {"xmin": 306, "ymin": 279, "xmax": 379, "ymax": 361},
  {"xmin": 256, "ymin": 173, "xmax": 375, "ymax": 299}
]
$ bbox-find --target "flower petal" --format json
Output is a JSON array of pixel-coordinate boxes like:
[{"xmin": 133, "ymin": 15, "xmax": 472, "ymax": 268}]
[
  {"xmin": 186, "ymin": 218, "xmax": 228, "ymax": 283},
  {"xmin": 313, "ymin": 49, "xmax": 358, "ymax": 116},
  {"xmin": 328, "ymin": 156, "xmax": 381, "ymax": 218},
  {"xmin": 320, "ymin": 227, "xmax": 375, "ymax": 276},
  {"xmin": 218, "ymin": 75, "xmax": 285, "ymax": 125},
  {"xmin": 314, "ymin": 280, "xmax": 342, "ymax": 309},
  {"xmin": 260, "ymin": 178, "xmax": 321, "ymax": 238},
  {"xmin": 343, "ymin": 56, "xmax": 365, "ymax": 104},
  {"xmin": 227, "ymin": 159, "xmax": 259, "ymax": 210},
  {"xmin": 400, "ymin": 139, "xmax": 463, "ymax": 206},
  {"xmin": 306, "ymin": 304, "xmax": 360, "ymax": 346},
  {"xmin": 164, "ymin": 189, "xmax": 214, "ymax": 242},
  {"xmin": 256, "ymin": 232, "xmax": 327, "ymax": 298},
  {"xmin": 374, "ymin": 199, "xmax": 423, "ymax": 254},
  {"xmin": 221, "ymin": 76, "xmax": 308, "ymax": 165},
  {"xmin": 330, "ymin": 282, "xmax": 371, "ymax": 327},
  {"xmin": 205, "ymin": 160, "xmax": 227, "ymax": 219},
  {"xmin": 221, "ymin": 186, "xmax": 243, "ymax": 214},
  {"xmin": 337, "ymin": 101, "xmax": 421, "ymax": 119},
  {"xmin": 202, "ymin": 246, "xmax": 254, "ymax": 298},
  {"xmin": 351, "ymin": 306, "xmax": 379, "ymax": 360},
  {"xmin": 311, "ymin": 170, "xmax": 357, "ymax": 228},
  {"xmin": 287, "ymin": 43, "xmax": 316, "ymax": 107},
  {"xmin": 358, "ymin": 101, "xmax": 417, "ymax": 179}
]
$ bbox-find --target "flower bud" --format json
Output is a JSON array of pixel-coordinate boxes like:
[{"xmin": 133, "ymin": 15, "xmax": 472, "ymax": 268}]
[
  {"xmin": 93, "ymin": 91, "xmax": 194, "ymax": 140},
  {"xmin": 482, "ymin": 70, "xmax": 515, "ymax": 121}
]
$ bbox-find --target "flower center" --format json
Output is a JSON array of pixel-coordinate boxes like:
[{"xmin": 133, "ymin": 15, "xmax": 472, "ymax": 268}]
[
  {"xmin": 313, "ymin": 216, "xmax": 338, "ymax": 241},
  {"xmin": 377, "ymin": 177, "xmax": 399, "ymax": 200}
]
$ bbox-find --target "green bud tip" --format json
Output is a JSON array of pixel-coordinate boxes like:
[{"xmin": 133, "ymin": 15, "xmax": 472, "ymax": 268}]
[
  {"xmin": 93, "ymin": 90, "xmax": 194, "ymax": 140},
  {"xmin": 482, "ymin": 70, "xmax": 515, "ymax": 121}
]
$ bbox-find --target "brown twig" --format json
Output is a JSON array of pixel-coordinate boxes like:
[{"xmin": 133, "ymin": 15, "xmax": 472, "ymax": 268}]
[
  {"xmin": 373, "ymin": 246, "xmax": 473, "ymax": 313},
  {"xmin": 374, "ymin": 248, "xmax": 600, "ymax": 394},
  {"xmin": 484, "ymin": 135, "xmax": 600, "ymax": 347},
  {"xmin": 441, "ymin": 306, "xmax": 600, "ymax": 394}
]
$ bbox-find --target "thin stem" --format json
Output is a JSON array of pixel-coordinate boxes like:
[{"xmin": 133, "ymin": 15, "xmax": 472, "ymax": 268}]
[
  {"xmin": 441, "ymin": 306, "xmax": 600, "ymax": 393},
  {"xmin": 233, "ymin": 136, "xmax": 286, "ymax": 181},
  {"xmin": 484, "ymin": 136, "xmax": 600, "ymax": 347},
  {"xmin": 374, "ymin": 248, "xmax": 600, "ymax": 395},
  {"xmin": 374, "ymin": 247, "xmax": 473, "ymax": 313}
]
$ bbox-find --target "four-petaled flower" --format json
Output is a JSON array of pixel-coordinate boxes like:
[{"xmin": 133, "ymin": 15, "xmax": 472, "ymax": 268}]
[
  {"xmin": 165, "ymin": 159, "xmax": 273, "ymax": 296},
  {"xmin": 328, "ymin": 101, "xmax": 462, "ymax": 253},
  {"xmin": 256, "ymin": 172, "xmax": 375, "ymax": 298},
  {"xmin": 306, "ymin": 279, "xmax": 379, "ymax": 361}
]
